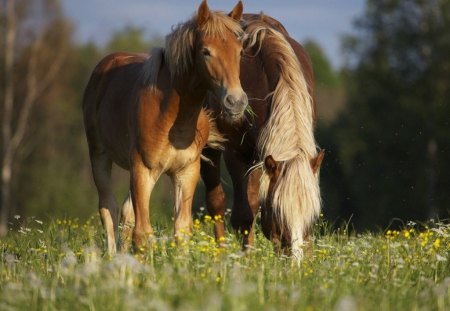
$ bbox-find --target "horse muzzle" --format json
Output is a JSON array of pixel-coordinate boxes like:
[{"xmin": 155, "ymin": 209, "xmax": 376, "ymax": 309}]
[{"xmin": 222, "ymin": 92, "xmax": 248, "ymax": 122}]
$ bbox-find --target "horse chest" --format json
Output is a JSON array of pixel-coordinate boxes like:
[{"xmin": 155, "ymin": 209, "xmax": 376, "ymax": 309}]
[{"xmin": 138, "ymin": 135, "xmax": 202, "ymax": 173}]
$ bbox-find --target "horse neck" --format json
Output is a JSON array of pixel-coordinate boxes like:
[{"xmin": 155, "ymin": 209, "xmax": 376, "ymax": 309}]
[
  {"xmin": 171, "ymin": 74, "xmax": 207, "ymax": 124},
  {"xmin": 163, "ymin": 73, "xmax": 209, "ymax": 148}
]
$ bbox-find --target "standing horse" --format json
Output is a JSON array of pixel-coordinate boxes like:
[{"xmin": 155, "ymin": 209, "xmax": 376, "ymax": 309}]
[
  {"xmin": 201, "ymin": 13, "xmax": 324, "ymax": 258},
  {"xmin": 83, "ymin": 0, "xmax": 247, "ymax": 255}
]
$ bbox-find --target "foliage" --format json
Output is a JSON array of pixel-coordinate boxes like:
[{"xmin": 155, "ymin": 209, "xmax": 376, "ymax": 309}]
[
  {"xmin": 1, "ymin": 0, "xmax": 168, "ymax": 225},
  {"xmin": 1, "ymin": 215, "xmax": 449, "ymax": 310},
  {"xmin": 303, "ymin": 40, "xmax": 340, "ymax": 90},
  {"xmin": 1, "ymin": 0, "xmax": 75, "ymax": 233},
  {"xmin": 319, "ymin": 0, "xmax": 450, "ymax": 229},
  {"xmin": 105, "ymin": 25, "xmax": 163, "ymax": 53},
  {"xmin": 303, "ymin": 40, "xmax": 345, "ymax": 123}
]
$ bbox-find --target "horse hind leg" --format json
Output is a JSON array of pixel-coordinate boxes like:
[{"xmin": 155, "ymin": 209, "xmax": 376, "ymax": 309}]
[
  {"xmin": 90, "ymin": 152, "xmax": 119, "ymax": 256},
  {"xmin": 119, "ymin": 190, "xmax": 135, "ymax": 252},
  {"xmin": 246, "ymin": 168, "xmax": 262, "ymax": 247}
]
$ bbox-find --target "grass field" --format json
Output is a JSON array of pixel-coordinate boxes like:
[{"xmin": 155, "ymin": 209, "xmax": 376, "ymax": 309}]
[{"xmin": 1, "ymin": 214, "xmax": 449, "ymax": 310}]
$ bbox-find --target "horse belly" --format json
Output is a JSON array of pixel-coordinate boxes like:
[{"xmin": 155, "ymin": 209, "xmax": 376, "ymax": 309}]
[{"xmin": 97, "ymin": 85, "xmax": 135, "ymax": 170}]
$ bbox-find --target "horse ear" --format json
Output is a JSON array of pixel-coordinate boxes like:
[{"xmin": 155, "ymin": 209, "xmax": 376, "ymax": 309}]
[
  {"xmin": 197, "ymin": 0, "xmax": 211, "ymax": 26},
  {"xmin": 264, "ymin": 155, "xmax": 278, "ymax": 177},
  {"xmin": 229, "ymin": 1, "xmax": 243, "ymax": 21},
  {"xmin": 310, "ymin": 149, "xmax": 325, "ymax": 174}
]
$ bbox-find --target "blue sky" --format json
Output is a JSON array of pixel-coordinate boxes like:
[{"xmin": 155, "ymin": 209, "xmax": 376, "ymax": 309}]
[{"xmin": 61, "ymin": 0, "xmax": 366, "ymax": 68}]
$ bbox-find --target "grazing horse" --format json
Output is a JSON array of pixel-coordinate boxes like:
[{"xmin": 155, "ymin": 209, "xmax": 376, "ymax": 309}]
[
  {"xmin": 83, "ymin": 0, "xmax": 247, "ymax": 255},
  {"xmin": 201, "ymin": 13, "xmax": 324, "ymax": 258}
]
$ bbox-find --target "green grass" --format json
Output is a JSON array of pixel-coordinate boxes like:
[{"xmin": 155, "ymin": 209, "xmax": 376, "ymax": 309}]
[{"xmin": 1, "ymin": 214, "xmax": 450, "ymax": 310}]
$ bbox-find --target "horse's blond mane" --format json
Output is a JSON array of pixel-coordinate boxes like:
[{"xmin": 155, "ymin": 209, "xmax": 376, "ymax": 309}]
[
  {"xmin": 245, "ymin": 18, "xmax": 321, "ymax": 256},
  {"xmin": 165, "ymin": 11, "xmax": 244, "ymax": 81}
]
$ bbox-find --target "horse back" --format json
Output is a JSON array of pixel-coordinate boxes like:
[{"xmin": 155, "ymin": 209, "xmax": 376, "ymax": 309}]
[{"xmin": 82, "ymin": 52, "xmax": 149, "ymax": 169}]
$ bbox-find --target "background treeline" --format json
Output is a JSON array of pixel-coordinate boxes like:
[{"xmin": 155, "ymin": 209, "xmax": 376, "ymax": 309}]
[{"xmin": 1, "ymin": 0, "xmax": 449, "ymax": 234}]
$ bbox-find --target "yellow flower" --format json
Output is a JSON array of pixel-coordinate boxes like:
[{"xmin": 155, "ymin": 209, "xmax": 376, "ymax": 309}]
[{"xmin": 433, "ymin": 238, "xmax": 441, "ymax": 249}]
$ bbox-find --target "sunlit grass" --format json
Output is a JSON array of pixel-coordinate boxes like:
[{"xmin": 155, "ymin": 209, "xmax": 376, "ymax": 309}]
[{"xmin": 1, "ymin": 214, "xmax": 449, "ymax": 310}]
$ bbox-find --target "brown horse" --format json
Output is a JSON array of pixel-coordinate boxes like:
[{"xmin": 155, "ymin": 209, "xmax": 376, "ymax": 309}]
[
  {"xmin": 83, "ymin": 0, "xmax": 247, "ymax": 255},
  {"xmin": 201, "ymin": 13, "xmax": 323, "ymax": 258}
]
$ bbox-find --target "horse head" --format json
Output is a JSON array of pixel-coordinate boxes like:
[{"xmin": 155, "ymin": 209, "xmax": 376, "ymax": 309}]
[
  {"xmin": 195, "ymin": 0, "xmax": 248, "ymax": 122},
  {"xmin": 261, "ymin": 149, "xmax": 325, "ymax": 255}
]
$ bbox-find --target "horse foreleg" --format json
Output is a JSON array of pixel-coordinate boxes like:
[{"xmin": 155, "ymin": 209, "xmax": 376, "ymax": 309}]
[
  {"xmin": 130, "ymin": 152, "xmax": 155, "ymax": 251},
  {"xmin": 172, "ymin": 160, "xmax": 200, "ymax": 243},
  {"xmin": 90, "ymin": 154, "xmax": 119, "ymax": 256},
  {"xmin": 200, "ymin": 148, "xmax": 226, "ymax": 243},
  {"xmin": 246, "ymin": 169, "xmax": 262, "ymax": 247},
  {"xmin": 119, "ymin": 190, "xmax": 135, "ymax": 252}
]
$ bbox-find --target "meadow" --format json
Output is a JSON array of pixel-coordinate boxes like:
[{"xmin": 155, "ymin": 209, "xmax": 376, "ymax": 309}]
[{"xmin": 1, "ymin": 213, "xmax": 449, "ymax": 311}]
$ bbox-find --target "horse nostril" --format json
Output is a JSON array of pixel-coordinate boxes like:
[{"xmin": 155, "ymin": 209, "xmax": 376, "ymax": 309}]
[{"xmin": 225, "ymin": 95, "xmax": 237, "ymax": 107}]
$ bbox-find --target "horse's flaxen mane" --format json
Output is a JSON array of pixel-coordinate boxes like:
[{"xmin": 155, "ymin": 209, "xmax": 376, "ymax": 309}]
[
  {"xmin": 245, "ymin": 17, "xmax": 321, "ymax": 256},
  {"xmin": 165, "ymin": 10, "xmax": 244, "ymax": 81},
  {"xmin": 200, "ymin": 110, "xmax": 227, "ymax": 165}
]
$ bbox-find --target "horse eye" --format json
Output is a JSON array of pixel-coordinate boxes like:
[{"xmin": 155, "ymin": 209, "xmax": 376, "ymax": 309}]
[{"xmin": 202, "ymin": 48, "xmax": 211, "ymax": 57}]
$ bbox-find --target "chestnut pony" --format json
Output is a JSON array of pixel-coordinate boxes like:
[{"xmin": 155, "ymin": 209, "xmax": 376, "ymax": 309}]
[
  {"xmin": 201, "ymin": 13, "xmax": 324, "ymax": 258},
  {"xmin": 83, "ymin": 1, "xmax": 247, "ymax": 255}
]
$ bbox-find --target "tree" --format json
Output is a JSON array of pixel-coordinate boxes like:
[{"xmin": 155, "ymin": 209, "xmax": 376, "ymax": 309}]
[
  {"xmin": 1, "ymin": 0, "xmax": 71, "ymax": 234},
  {"xmin": 323, "ymin": 0, "xmax": 450, "ymax": 229},
  {"xmin": 105, "ymin": 25, "xmax": 163, "ymax": 54},
  {"xmin": 303, "ymin": 40, "xmax": 345, "ymax": 123}
]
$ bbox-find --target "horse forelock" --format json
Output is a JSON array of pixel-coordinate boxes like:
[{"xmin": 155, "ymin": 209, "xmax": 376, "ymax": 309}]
[
  {"xmin": 164, "ymin": 11, "xmax": 244, "ymax": 81},
  {"xmin": 261, "ymin": 157, "xmax": 321, "ymax": 248},
  {"xmin": 247, "ymin": 20, "xmax": 321, "ymax": 249}
]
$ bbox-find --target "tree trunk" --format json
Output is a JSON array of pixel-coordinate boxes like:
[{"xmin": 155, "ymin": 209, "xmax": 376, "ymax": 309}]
[{"xmin": 1, "ymin": 0, "xmax": 16, "ymax": 236}]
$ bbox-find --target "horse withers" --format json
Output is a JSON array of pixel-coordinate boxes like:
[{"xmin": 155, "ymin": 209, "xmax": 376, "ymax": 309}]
[
  {"xmin": 201, "ymin": 13, "xmax": 324, "ymax": 258},
  {"xmin": 83, "ymin": 0, "xmax": 247, "ymax": 255}
]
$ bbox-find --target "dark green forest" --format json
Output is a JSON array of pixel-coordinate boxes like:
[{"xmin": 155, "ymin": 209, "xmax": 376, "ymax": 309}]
[{"xmin": 1, "ymin": 0, "xmax": 449, "ymax": 235}]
